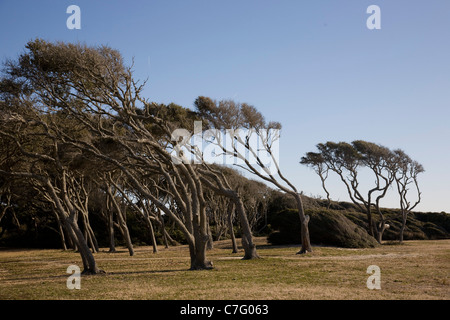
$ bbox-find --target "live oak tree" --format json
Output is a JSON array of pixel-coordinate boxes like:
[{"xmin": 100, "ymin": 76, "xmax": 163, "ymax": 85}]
[
  {"xmin": 391, "ymin": 149, "xmax": 424, "ymax": 243},
  {"xmin": 308, "ymin": 141, "xmax": 394, "ymax": 243},
  {"xmin": 194, "ymin": 97, "xmax": 313, "ymax": 254},
  {"xmin": 300, "ymin": 152, "xmax": 331, "ymax": 209},
  {"xmin": 304, "ymin": 141, "xmax": 424, "ymax": 244},
  {"xmin": 352, "ymin": 140, "xmax": 395, "ymax": 243},
  {"xmin": 0, "ymin": 101, "xmax": 102, "ymax": 274}
]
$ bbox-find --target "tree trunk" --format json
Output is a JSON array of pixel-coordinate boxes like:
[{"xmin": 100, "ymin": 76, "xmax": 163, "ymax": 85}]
[
  {"xmin": 375, "ymin": 218, "xmax": 384, "ymax": 244},
  {"xmin": 399, "ymin": 213, "xmax": 407, "ymax": 243},
  {"xmin": 188, "ymin": 234, "xmax": 213, "ymax": 270},
  {"xmin": 0, "ymin": 196, "xmax": 10, "ymax": 224},
  {"xmin": 293, "ymin": 193, "xmax": 312, "ymax": 254},
  {"xmin": 64, "ymin": 217, "xmax": 101, "ymax": 274},
  {"xmin": 107, "ymin": 187, "xmax": 134, "ymax": 256},
  {"xmin": 233, "ymin": 196, "xmax": 259, "ymax": 259},
  {"xmin": 53, "ymin": 211, "xmax": 67, "ymax": 250},
  {"xmin": 228, "ymin": 204, "xmax": 238, "ymax": 254},
  {"xmin": 107, "ymin": 209, "xmax": 116, "ymax": 252},
  {"xmin": 87, "ymin": 223, "xmax": 99, "ymax": 252},
  {"xmin": 157, "ymin": 211, "xmax": 170, "ymax": 248},
  {"xmin": 206, "ymin": 218, "xmax": 214, "ymax": 250},
  {"xmin": 82, "ymin": 213, "xmax": 98, "ymax": 253},
  {"xmin": 376, "ymin": 226, "xmax": 383, "ymax": 244},
  {"xmin": 366, "ymin": 204, "xmax": 375, "ymax": 237},
  {"xmin": 117, "ymin": 215, "xmax": 134, "ymax": 256},
  {"xmin": 64, "ymin": 220, "xmax": 78, "ymax": 251},
  {"xmin": 145, "ymin": 214, "xmax": 158, "ymax": 253}
]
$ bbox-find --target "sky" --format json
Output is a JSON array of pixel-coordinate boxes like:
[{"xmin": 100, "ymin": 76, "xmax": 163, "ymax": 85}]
[{"xmin": 0, "ymin": 0, "xmax": 449, "ymax": 212}]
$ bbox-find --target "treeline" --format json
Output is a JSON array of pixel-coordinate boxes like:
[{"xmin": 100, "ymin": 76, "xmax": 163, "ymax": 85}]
[
  {"xmin": 0, "ymin": 39, "xmax": 311, "ymax": 273},
  {"xmin": 2, "ymin": 186, "xmax": 448, "ymax": 251},
  {"xmin": 0, "ymin": 165, "xmax": 273, "ymax": 250},
  {"xmin": 266, "ymin": 195, "xmax": 450, "ymax": 248}
]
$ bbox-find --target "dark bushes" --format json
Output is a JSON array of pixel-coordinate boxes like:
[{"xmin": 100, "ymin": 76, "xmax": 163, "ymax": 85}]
[{"xmin": 268, "ymin": 209, "xmax": 378, "ymax": 248}]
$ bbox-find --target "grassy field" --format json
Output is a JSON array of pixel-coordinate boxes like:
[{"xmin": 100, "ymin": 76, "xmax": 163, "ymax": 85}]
[{"xmin": 0, "ymin": 238, "xmax": 449, "ymax": 300}]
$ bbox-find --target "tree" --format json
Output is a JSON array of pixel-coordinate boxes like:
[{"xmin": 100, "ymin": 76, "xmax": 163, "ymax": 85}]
[
  {"xmin": 194, "ymin": 97, "xmax": 312, "ymax": 253},
  {"xmin": 198, "ymin": 164, "xmax": 260, "ymax": 259},
  {"xmin": 300, "ymin": 152, "xmax": 331, "ymax": 209},
  {"xmin": 2, "ymin": 39, "xmax": 217, "ymax": 270},
  {"xmin": 0, "ymin": 103, "xmax": 102, "ymax": 274},
  {"xmin": 309, "ymin": 141, "xmax": 394, "ymax": 243},
  {"xmin": 391, "ymin": 149, "xmax": 424, "ymax": 243}
]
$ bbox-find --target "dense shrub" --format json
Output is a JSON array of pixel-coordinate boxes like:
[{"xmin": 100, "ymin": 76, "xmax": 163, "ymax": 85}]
[{"xmin": 268, "ymin": 209, "xmax": 379, "ymax": 248}]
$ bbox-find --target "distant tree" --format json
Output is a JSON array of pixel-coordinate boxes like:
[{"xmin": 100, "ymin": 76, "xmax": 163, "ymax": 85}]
[
  {"xmin": 391, "ymin": 149, "xmax": 424, "ymax": 243},
  {"xmin": 310, "ymin": 141, "xmax": 394, "ymax": 243},
  {"xmin": 300, "ymin": 152, "xmax": 331, "ymax": 209},
  {"xmin": 352, "ymin": 140, "xmax": 394, "ymax": 243}
]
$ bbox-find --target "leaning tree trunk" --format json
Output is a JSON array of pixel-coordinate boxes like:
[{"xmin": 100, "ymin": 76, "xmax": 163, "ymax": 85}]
[
  {"xmin": 375, "ymin": 225, "xmax": 383, "ymax": 244},
  {"xmin": 63, "ymin": 219, "xmax": 79, "ymax": 251},
  {"xmin": 233, "ymin": 196, "xmax": 259, "ymax": 259},
  {"xmin": 399, "ymin": 213, "xmax": 407, "ymax": 243},
  {"xmin": 144, "ymin": 213, "xmax": 158, "ymax": 253},
  {"xmin": 365, "ymin": 204, "xmax": 375, "ymax": 237},
  {"xmin": 293, "ymin": 193, "xmax": 312, "ymax": 254},
  {"xmin": 53, "ymin": 211, "xmax": 67, "ymax": 250},
  {"xmin": 107, "ymin": 209, "xmax": 116, "ymax": 252},
  {"xmin": 82, "ymin": 212, "xmax": 99, "ymax": 253},
  {"xmin": 206, "ymin": 217, "xmax": 214, "ymax": 250},
  {"xmin": 64, "ymin": 216, "xmax": 101, "ymax": 274},
  {"xmin": 116, "ymin": 210, "xmax": 134, "ymax": 256},
  {"xmin": 107, "ymin": 187, "xmax": 134, "ymax": 256},
  {"xmin": 375, "ymin": 210, "xmax": 387, "ymax": 244},
  {"xmin": 157, "ymin": 211, "xmax": 169, "ymax": 248},
  {"xmin": 227, "ymin": 203, "xmax": 238, "ymax": 254},
  {"xmin": 103, "ymin": 201, "xmax": 116, "ymax": 253}
]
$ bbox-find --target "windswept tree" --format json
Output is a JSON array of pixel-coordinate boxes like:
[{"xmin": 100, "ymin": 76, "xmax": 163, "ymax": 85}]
[
  {"xmin": 198, "ymin": 164, "xmax": 260, "ymax": 259},
  {"xmin": 0, "ymin": 101, "xmax": 102, "ymax": 274},
  {"xmin": 300, "ymin": 152, "xmax": 331, "ymax": 209},
  {"xmin": 352, "ymin": 140, "xmax": 395, "ymax": 242},
  {"xmin": 391, "ymin": 149, "xmax": 424, "ymax": 243},
  {"xmin": 308, "ymin": 141, "xmax": 394, "ymax": 243},
  {"xmin": 194, "ymin": 97, "xmax": 312, "ymax": 253},
  {"xmin": 1, "ymin": 39, "xmax": 236, "ymax": 269}
]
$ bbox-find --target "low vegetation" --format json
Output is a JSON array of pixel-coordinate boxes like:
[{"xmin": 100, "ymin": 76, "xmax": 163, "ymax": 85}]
[{"xmin": 0, "ymin": 238, "xmax": 448, "ymax": 300}]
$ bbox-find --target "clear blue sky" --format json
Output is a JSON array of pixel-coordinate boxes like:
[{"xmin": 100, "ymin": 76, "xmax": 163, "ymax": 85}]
[{"xmin": 1, "ymin": 0, "xmax": 449, "ymax": 212}]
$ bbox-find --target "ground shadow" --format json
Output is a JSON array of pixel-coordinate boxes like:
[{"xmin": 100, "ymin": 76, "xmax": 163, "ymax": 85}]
[{"xmin": 105, "ymin": 268, "xmax": 188, "ymax": 276}]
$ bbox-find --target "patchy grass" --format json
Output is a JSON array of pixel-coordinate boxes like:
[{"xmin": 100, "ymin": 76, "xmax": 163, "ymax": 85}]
[{"xmin": 0, "ymin": 238, "xmax": 449, "ymax": 300}]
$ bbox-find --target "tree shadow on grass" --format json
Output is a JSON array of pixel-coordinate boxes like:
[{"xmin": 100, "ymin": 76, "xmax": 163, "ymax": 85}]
[
  {"xmin": 218, "ymin": 243, "xmax": 301, "ymax": 251},
  {"xmin": 106, "ymin": 269, "xmax": 188, "ymax": 276},
  {"xmin": 3, "ymin": 268, "xmax": 188, "ymax": 283}
]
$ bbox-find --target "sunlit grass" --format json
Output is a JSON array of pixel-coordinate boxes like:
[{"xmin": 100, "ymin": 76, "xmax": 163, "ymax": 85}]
[{"xmin": 0, "ymin": 238, "xmax": 448, "ymax": 300}]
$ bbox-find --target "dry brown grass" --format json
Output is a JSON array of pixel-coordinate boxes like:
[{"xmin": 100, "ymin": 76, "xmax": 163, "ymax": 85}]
[{"xmin": 0, "ymin": 238, "xmax": 449, "ymax": 300}]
